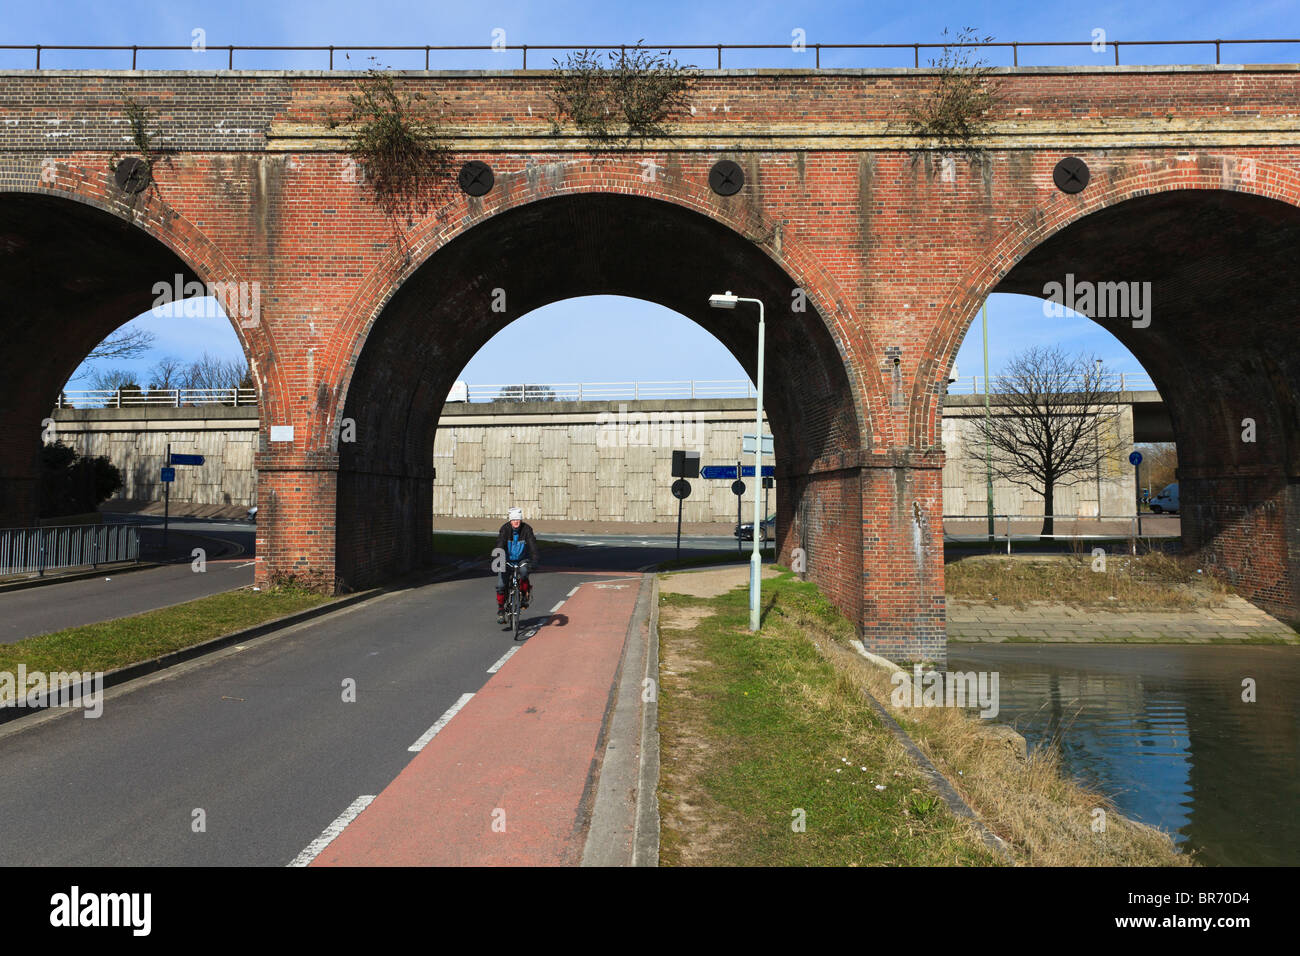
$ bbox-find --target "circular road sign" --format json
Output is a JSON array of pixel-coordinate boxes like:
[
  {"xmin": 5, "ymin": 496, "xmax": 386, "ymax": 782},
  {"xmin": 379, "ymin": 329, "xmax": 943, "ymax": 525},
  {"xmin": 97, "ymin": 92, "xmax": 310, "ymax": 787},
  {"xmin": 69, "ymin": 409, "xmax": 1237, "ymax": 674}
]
[
  {"xmin": 1129, "ymin": 451, "xmax": 1143, "ymax": 466},
  {"xmin": 731, "ymin": 479, "xmax": 746, "ymax": 496},
  {"xmin": 672, "ymin": 479, "xmax": 692, "ymax": 500}
]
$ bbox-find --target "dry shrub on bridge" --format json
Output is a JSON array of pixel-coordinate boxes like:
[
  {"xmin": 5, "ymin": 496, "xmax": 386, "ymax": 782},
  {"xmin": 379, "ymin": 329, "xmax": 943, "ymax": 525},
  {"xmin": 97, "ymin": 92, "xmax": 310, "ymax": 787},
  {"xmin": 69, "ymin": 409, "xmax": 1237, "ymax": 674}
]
[
  {"xmin": 336, "ymin": 65, "xmax": 454, "ymax": 224},
  {"xmin": 906, "ymin": 26, "xmax": 1004, "ymax": 160},
  {"xmin": 549, "ymin": 43, "xmax": 697, "ymax": 147}
]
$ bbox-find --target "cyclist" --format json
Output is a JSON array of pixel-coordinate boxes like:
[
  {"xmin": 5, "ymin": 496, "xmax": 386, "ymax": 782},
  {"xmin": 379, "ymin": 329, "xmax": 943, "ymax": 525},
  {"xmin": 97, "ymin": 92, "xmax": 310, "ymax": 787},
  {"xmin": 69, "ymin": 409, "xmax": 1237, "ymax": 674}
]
[{"xmin": 495, "ymin": 506, "xmax": 539, "ymax": 624}]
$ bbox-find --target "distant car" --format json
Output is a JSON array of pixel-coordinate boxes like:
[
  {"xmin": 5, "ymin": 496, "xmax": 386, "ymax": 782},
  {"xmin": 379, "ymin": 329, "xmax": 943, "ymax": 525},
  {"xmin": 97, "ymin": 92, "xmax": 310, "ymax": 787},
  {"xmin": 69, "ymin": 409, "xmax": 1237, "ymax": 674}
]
[
  {"xmin": 1148, "ymin": 483, "xmax": 1179, "ymax": 514},
  {"xmin": 735, "ymin": 516, "xmax": 776, "ymax": 541}
]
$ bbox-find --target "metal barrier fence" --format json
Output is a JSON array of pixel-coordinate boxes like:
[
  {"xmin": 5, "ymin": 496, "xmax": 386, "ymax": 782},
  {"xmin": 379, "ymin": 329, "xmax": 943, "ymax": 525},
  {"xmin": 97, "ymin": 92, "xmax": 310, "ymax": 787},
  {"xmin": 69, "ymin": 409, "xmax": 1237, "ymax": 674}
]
[
  {"xmin": 945, "ymin": 372, "xmax": 1156, "ymax": 394},
  {"xmin": 0, "ymin": 524, "xmax": 139, "ymax": 576},
  {"xmin": 2, "ymin": 38, "xmax": 1299, "ymax": 71},
  {"xmin": 470, "ymin": 380, "xmax": 757, "ymax": 402},
  {"xmin": 943, "ymin": 513, "xmax": 1179, "ymax": 553},
  {"xmin": 55, "ymin": 388, "xmax": 257, "ymax": 409}
]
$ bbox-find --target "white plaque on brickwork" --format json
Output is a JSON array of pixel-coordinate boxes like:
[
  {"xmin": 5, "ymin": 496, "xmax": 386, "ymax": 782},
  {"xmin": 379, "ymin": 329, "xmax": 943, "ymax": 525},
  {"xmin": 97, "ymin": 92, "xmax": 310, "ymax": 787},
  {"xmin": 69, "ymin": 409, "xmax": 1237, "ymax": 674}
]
[{"xmin": 270, "ymin": 425, "xmax": 295, "ymax": 443}]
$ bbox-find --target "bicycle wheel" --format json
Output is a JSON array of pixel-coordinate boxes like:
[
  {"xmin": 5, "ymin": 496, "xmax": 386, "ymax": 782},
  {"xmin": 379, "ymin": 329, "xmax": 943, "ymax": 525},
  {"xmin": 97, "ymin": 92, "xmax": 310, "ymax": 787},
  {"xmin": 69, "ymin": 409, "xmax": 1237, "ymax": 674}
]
[{"xmin": 511, "ymin": 584, "xmax": 522, "ymax": 641}]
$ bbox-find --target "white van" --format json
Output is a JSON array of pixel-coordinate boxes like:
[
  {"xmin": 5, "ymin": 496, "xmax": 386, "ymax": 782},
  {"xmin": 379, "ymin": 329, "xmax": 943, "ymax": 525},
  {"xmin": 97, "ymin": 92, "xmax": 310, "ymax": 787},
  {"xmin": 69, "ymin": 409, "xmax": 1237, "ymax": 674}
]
[
  {"xmin": 1148, "ymin": 482, "xmax": 1179, "ymax": 514},
  {"xmin": 446, "ymin": 381, "xmax": 469, "ymax": 403}
]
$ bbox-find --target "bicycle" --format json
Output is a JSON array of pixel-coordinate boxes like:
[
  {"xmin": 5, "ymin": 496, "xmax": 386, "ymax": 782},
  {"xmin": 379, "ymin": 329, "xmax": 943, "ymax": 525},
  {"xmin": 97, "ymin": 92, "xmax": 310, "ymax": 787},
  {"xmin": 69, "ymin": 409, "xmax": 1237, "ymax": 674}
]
[{"xmin": 504, "ymin": 560, "xmax": 528, "ymax": 640}]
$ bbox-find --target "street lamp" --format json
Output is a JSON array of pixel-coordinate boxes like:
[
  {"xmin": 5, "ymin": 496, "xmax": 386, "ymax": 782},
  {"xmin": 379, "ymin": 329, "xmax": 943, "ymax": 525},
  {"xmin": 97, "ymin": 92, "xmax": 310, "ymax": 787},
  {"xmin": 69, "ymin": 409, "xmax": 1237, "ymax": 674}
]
[
  {"xmin": 709, "ymin": 290, "xmax": 766, "ymax": 632},
  {"xmin": 1094, "ymin": 358, "xmax": 1103, "ymax": 522}
]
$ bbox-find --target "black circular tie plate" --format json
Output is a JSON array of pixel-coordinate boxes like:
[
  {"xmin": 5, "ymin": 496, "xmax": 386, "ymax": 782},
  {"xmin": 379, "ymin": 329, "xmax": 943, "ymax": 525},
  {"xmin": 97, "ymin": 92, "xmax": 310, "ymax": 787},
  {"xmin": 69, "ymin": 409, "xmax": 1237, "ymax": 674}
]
[
  {"xmin": 114, "ymin": 157, "xmax": 151, "ymax": 195},
  {"xmin": 458, "ymin": 161, "xmax": 494, "ymax": 197},
  {"xmin": 1053, "ymin": 157, "xmax": 1090, "ymax": 194},
  {"xmin": 709, "ymin": 160, "xmax": 744, "ymax": 196},
  {"xmin": 672, "ymin": 478, "xmax": 692, "ymax": 500}
]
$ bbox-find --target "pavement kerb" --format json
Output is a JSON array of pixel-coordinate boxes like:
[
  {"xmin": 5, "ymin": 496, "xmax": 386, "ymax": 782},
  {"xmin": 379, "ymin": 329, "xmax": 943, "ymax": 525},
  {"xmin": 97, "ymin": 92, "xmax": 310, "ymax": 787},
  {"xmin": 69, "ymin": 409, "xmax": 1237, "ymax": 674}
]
[
  {"xmin": 0, "ymin": 559, "xmax": 476, "ymax": 728},
  {"xmin": 579, "ymin": 571, "xmax": 661, "ymax": 867},
  {"xmin": 634, "ymin": 573, "xmax": 662, "ymax": 866},
  {"xmin": 0, "ymin": 559, "xmax": 161, "ymax": 594}
]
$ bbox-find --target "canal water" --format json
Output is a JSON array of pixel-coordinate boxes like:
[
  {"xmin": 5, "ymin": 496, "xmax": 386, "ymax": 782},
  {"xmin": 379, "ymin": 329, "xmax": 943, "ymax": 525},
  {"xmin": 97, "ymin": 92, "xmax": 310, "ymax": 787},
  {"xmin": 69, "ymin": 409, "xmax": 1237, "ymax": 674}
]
[{"xmin": 948, "ymin": 643, "xmax": 1300, "ymax": 866}]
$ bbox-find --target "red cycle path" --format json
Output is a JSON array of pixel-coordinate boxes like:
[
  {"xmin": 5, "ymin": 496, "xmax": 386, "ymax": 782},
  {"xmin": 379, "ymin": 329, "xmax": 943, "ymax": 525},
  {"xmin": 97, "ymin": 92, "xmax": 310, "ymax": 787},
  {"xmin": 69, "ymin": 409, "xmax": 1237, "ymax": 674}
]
[{"xmin": 312, "ymin": 573, "xmax": 643, "ymax": 866}]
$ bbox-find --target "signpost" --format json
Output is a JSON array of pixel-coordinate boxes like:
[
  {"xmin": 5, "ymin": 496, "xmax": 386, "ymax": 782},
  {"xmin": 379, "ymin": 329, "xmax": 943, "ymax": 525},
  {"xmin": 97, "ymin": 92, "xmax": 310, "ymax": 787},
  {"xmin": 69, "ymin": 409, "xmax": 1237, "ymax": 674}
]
[
  {"xmin": 1129, "ymin": 451, "xmax": 1143, "ymax": 537},
  {"xmin": 162, "ymin": 448, "xmax": 206, "ymax": 551},
  {"xmin": 732, "ymin": 462, "xmax": 745, "ymax": 555},
  {"xmin": 671, "ymin": 478, "xmax": 691, "ymax": 562},
  {"xmin": 701, "ymin": 465, "xmax": 737, "ymax": 480}
]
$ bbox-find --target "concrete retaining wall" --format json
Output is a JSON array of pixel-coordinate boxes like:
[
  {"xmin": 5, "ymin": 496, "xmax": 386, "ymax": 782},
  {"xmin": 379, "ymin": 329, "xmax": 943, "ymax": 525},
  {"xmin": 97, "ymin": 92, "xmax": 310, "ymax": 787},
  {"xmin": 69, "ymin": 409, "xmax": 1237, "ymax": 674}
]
[{"xmin": 52, "ymin": 397, "xmax": 1136, "ymax": 520}]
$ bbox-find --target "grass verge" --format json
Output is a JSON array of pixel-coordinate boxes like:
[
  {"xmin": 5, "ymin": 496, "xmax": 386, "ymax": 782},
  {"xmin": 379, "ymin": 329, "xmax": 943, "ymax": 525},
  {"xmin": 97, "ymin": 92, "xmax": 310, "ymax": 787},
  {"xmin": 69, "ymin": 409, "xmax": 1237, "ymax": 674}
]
[
  {"xmin": 657, "ymin": 568, "xmax": 1191, "ymax": 866},
  {"xmin": 0, "ymin": 586, "xmax": 332, "ymax": 697},
  {"xmin": 657, "ymin": 573, "xmax": 1000, "ymax": 865}
]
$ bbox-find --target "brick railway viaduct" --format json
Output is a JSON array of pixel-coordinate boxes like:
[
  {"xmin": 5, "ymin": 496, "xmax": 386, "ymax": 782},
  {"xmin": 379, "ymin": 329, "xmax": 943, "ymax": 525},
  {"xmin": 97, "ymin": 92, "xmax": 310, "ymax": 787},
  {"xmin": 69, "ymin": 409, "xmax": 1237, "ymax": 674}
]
[{"xmin": 2, "ymin": 64, "xmax": 1299, "ymax": 660}]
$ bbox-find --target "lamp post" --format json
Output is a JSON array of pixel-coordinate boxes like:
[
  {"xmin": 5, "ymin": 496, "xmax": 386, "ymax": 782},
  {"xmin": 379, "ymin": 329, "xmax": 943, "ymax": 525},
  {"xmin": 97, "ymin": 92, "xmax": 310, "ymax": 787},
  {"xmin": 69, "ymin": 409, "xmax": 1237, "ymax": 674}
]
[
  {"xmin": 710, "ymin": 290, "xmax": 765, "ymax": 632},
  {"xmin": 982, "ymin": 301, "xmax": 994, "ymax": 547},
  {"xmin": 1094, "ymin": 358, "xmax": 1103, "ymax": 522}
]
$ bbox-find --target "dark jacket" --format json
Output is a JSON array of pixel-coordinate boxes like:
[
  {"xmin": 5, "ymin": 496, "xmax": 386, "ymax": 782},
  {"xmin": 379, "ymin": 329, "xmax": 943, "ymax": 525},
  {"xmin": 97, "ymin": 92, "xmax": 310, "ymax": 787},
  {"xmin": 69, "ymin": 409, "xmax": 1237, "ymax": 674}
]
[{"xmin": 496, "ymin": 521, "xmax": 540, "ymax": 564}]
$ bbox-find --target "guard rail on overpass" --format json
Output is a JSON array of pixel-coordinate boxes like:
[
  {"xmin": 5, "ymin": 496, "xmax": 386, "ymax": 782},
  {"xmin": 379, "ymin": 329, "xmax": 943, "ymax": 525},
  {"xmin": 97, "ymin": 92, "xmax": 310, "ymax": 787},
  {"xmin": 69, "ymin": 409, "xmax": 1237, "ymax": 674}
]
[{"xmin": 4, "ymin": 38, "xmax": 1300, "ymax": 70}]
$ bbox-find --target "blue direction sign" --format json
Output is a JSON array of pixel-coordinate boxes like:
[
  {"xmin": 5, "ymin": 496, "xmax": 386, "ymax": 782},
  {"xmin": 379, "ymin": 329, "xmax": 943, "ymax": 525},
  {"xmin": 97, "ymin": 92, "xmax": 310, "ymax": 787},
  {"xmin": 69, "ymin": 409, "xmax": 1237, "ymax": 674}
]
[
  {"xmin": 170, "ymin": 453, "xmax": 206, "ymax": 466},
  {"xmin": 160, "ymin": 467, "xmax": 176, "ymax": 483},
  {"xmin": 1129, "ymin": 451, "xmax": 1143, "ymax": 466},
  {"xmin": 740, "ymin": 466, "xmax": 776, "ymax": 478},
  {"xmin": 701, "ymin": 465, "xmax": 738, "ymax": 480}
]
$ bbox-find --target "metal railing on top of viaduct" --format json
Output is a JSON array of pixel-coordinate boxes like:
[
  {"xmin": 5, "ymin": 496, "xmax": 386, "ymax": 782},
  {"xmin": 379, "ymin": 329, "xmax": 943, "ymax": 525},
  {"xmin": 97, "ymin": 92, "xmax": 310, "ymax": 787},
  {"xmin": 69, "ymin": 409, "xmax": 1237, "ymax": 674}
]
[
  {"xmin": 50, "ymin": 374, "xmax": 1158, "ymax": 409},
  {"xmin": 3, "ymin": 38, "xmax": 1300, "ymax": 71}
]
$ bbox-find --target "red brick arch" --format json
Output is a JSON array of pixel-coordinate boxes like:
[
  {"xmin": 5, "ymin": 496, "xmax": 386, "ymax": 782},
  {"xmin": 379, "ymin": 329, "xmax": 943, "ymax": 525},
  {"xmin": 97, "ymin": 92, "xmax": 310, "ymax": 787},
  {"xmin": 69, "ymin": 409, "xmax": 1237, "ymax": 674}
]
[
  {"xmin": 0, "ymin": 160, "xmax": 283, "ymax": 411},
  {"xmin": 324, "ymin": 156, "xmax": 882, "ymax": 452},
  {"xmin": 914, "ymin": 153, "xmax": 1300, "ymax": 448}
]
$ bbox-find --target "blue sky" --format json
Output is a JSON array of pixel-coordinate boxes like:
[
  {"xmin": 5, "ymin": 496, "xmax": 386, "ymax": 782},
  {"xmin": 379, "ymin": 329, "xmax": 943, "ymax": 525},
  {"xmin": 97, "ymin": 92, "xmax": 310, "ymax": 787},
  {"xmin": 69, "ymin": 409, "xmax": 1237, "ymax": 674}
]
[{"xmin": 11, "ymin": 0, "xmax": 1293, "ymax": 393}]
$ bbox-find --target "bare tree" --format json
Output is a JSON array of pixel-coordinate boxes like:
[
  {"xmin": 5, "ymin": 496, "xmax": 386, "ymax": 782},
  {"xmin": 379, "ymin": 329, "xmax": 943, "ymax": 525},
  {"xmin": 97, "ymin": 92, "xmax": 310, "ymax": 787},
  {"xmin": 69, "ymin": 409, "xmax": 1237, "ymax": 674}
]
[
  {"xmin": 86, "ymin": 327, "xmax": 156, "ymax": 361},
  {"xmin": 70, "ymin": 327, "xmax": 158, "ymax": 382},
  {"xmin": 1136, "ymin": 442, "xmax": 1178, "ymax": 500},
  {"xmin": 147, "ymin": 356, "xmax": 186, "ymax": 391},
  {"xmin": 976, "ymin": 346, "xmax": 1127, "ymax": 539},
  {"xmin": 181, "ymin": 351, "xmax": 250, "ymax": 391},
  {"xmin": 88, "ymin": 367, "xmax": 140, "ymax": 392}
]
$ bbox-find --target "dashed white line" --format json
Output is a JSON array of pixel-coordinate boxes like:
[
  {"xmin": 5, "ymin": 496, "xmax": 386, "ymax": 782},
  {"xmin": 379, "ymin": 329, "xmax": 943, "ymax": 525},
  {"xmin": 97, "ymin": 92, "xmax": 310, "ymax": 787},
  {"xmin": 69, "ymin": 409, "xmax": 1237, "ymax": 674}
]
[
  {"xmin": 408, "ymin": 693, "xmax": 474, "ymax": 752},
  {"xmin": 567, "ymin": 586, "xmax": 580, "ymax": 597},
  {"xmin": 550, "ymin": 600, "xmax": 566, "ymax": 613},
  {"xmin": 287, "ymin": 795, "xmax": 375, "ymax": 867},
  {"xmin": 487, "ymin": 646, "xmax": 520, "ymax": 673}
]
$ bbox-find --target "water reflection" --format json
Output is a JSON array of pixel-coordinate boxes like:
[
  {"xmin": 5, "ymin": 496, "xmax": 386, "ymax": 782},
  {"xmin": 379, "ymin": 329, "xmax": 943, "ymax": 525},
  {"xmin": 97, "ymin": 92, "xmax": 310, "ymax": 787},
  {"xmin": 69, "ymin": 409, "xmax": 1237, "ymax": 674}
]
[{"xmin": 948, "ymin": 644, "xmax": 1300, "ymax": 866}]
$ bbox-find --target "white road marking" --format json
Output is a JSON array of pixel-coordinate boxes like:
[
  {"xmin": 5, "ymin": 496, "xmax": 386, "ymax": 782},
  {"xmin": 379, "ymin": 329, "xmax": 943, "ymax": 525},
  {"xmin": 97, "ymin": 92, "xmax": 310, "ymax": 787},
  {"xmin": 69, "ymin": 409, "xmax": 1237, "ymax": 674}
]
[
  {"xmin": 594, "ymin": 583, "xmax": 628, "ymax": 590},
  {"xmin": 287, "ymin": 795, "xmax": 375, "ymax": 867},
  {"xmin": 232, "ymin": 561, "xmax": 256, "ymax": 569},
  {"xmin": 550, "ymin": 600, "xmax": 566, "ymax": 613},
  {"xmin": 566, "ymin": 586, "xmax": 580, "ymax": 597},
  {"xmin": 487, "ymin": 646, "xmax": 520, "ymax": 673},
  {"xmin": 408, "ymin": 693, "xmax": 475, "ymax": 752}
]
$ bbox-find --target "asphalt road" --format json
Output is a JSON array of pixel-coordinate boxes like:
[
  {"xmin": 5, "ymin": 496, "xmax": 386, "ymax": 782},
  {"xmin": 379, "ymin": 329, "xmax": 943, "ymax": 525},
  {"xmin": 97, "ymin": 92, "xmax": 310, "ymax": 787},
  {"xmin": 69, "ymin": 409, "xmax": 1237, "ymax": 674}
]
[
  {"xmin": 0, "ymin": 560, "xmax": 256, "ymax": 645},
  {"xmin": 0, "ymin": 566, "xmax": 628, "ymax": 865},
  {"xmin": 0, "ymin": 520, "xmax": 757, "ymax": 645}
]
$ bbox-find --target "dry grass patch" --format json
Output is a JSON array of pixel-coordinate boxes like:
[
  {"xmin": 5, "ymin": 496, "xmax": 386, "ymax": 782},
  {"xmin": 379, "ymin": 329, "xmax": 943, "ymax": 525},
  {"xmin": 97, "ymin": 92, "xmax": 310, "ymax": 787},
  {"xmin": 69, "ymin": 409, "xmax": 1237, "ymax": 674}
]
[{"xmin": 946, "ymin": 550, "xmax": 1233, "ymax": 611}]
